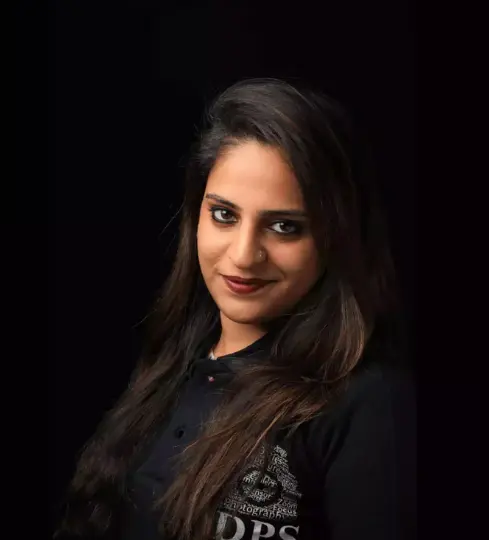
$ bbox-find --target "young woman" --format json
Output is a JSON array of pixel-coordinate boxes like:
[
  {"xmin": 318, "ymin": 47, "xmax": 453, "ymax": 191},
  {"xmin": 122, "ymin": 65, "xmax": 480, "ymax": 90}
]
[{"xmin": 56, "ymin": 78, "xmax": 416, "ymax": 540}]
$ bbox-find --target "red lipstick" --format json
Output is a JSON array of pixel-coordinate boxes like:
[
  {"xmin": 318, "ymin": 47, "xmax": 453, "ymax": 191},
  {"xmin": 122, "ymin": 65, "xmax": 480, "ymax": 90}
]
[{"xmin": 222, "ymin": 275, "xmax": 271, "ymax": 295}]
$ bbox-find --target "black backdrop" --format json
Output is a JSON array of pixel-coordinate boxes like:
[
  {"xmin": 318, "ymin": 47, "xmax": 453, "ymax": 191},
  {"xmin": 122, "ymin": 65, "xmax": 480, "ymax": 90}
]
[{"xmin": 44, "ymin": 0, "xmax": 415, "ymax": 530}]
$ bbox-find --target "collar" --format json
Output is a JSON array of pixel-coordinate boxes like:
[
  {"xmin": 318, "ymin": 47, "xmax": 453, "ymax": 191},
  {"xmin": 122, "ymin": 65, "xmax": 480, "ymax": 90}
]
[{"xmin": 189, "ymin": 325, "xmax": 278, "ymax": 381}]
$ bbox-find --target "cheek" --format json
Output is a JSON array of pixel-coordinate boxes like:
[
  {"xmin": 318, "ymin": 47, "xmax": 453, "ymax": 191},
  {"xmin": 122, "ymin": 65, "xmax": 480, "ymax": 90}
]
[
  {"xmin": 276, "ymin": 240, "xmax": 320, "ymax": 282},
  {"xmin": 197, "ymin": 219, "xmax": 225, "ymax": 268},
  {"xmin": 196, "ymin": 215, "xmax": 209, "ymax": 266}
]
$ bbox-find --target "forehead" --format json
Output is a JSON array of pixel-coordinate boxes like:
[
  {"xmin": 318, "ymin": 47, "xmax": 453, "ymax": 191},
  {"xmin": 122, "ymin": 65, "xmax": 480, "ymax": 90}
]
[{"xmin": 205, "ymin": 141, "xmax": 305, "ymax": 209}]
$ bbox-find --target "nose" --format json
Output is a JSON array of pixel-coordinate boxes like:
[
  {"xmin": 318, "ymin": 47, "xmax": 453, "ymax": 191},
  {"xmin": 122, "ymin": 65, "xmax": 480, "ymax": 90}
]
[{"xmin": 227, "ymin": 222, "xmax": 265, "ymax": 268}]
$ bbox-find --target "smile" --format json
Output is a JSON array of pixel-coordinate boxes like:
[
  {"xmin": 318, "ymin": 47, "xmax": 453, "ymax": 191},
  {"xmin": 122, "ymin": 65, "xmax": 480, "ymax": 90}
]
[{"xmin": 221, "ymin": 275, "xmax": 273, "ymax": 295}]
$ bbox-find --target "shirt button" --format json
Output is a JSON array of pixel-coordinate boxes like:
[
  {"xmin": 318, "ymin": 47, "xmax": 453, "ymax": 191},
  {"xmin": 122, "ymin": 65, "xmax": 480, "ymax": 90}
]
[{"xmin": 174, "ymin": 426, "xmax": 186, "ymax": 439}]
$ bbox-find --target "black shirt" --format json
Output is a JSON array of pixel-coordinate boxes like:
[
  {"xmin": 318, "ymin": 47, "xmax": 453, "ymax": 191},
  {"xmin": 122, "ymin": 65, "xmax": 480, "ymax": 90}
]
[{"xmin": 121, "ymin": 330, "xmax": 416, "ymax": 540}]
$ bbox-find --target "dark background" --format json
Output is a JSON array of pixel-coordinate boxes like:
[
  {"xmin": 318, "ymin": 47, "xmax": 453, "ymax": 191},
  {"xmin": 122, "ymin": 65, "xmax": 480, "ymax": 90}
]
[{"xmin": 41, "ymin": 0, "xmax": 414, "ymax": 530}]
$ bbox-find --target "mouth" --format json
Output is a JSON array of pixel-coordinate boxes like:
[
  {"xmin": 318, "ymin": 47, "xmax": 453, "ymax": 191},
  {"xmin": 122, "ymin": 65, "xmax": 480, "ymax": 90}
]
[{"xmin": 221, "ymin": 275, "xmax": 274, "ymax": 295}]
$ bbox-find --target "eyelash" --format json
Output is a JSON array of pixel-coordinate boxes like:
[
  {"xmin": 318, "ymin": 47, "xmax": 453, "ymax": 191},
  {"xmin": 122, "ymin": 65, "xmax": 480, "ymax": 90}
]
[{"xmin": 208, "ymin": 206, "xmax": 303, "ymax": 236}]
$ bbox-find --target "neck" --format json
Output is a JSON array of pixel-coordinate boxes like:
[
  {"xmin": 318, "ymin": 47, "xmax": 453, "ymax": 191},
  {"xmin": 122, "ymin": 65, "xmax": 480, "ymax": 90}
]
[{"xmin": 213, "ymin": 313, "xmax": 268, "ymax": 357}]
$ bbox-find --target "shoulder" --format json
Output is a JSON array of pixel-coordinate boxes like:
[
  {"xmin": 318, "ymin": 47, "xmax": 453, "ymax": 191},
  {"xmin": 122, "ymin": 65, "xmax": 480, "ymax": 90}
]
[
  {"xmin": 336, "ymin": 353, "xmax": 416, "ymax": 418},
  {"xmin": 299, "ymin": 351, "xmax": 416, "ymax": 471}
]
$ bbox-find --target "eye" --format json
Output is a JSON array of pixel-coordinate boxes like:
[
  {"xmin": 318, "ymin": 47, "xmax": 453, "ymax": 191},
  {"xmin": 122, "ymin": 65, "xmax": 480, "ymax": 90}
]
[
  {"xmin": 210, "ymin": 207, "xmax": 237, "ymax": 224},
  {"xmin": 269, "ymin": 221, "xmax": 302, "ymax": 235}
]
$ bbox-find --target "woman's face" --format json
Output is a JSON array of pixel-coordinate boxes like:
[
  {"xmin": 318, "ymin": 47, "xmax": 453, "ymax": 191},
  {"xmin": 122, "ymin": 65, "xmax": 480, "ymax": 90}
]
[{"xmin": 197, "ymin": 140, "xmax": 322, "ymax": 326}]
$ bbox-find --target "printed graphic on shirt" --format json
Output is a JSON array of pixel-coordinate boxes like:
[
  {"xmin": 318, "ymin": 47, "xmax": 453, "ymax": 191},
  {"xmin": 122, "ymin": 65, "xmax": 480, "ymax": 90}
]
[{"xmin": 216, "ymin": 444, "xmax": 302, "ymax": 539}]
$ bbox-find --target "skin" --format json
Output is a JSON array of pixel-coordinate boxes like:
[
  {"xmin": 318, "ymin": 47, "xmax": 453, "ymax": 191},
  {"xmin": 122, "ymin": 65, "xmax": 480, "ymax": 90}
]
[{"xmin": 197, "ymin": 140, "xmax": 322, "ymax": 357}]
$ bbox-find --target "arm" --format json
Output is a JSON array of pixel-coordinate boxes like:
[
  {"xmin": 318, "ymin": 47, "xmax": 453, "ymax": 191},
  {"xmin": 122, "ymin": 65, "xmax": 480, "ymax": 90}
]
[{"xmin": 322, "ymin": 367, "xmax": 416, "ymax": 540}]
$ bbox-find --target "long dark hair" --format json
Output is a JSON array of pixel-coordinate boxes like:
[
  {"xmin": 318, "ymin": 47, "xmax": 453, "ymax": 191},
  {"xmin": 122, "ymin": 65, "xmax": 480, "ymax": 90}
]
[{"xmin": 56, "ymin": 78, "xmax": 400, "ymax": 539}]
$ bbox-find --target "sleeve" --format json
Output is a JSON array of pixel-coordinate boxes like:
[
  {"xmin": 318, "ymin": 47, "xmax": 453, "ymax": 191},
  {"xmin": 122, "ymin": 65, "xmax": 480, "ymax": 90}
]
[{"xmin": 322, "ymin": 367, "xmax": 416, "ymax": 540}]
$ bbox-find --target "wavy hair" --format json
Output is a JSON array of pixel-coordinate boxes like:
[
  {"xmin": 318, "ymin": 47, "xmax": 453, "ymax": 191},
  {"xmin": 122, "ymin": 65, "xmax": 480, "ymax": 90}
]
[{"xmin": 55, "ymin": 78, "xmax": 400, "ymax": 539}]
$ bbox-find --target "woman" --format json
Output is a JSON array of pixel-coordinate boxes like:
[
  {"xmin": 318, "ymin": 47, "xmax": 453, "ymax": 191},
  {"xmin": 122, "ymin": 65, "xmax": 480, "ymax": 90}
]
[{"xmin": 56, "ymin": 78, "xmax": 416, "ymax": 540}]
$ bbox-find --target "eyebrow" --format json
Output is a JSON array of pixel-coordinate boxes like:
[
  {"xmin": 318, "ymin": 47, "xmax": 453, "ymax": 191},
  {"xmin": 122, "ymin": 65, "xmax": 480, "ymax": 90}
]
[{"xmin": 205, "ymin": 193, "xmax": 308, "ymax": 219}]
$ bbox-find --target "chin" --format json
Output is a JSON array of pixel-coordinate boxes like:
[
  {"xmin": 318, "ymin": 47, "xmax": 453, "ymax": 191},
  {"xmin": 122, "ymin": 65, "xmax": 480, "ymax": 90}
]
[{"xmin": 218, "ymin": 306, "xmax": 270, "ymax": 326}]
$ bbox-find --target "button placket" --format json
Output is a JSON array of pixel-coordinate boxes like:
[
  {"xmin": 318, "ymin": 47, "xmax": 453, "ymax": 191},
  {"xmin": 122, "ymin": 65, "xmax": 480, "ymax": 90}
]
[{"xmin": 173, "ymin": 425, "xmax": 186, "ymax": 439}]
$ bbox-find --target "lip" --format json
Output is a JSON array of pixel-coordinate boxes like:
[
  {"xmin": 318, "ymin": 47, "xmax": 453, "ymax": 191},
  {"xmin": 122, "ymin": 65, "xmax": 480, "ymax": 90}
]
[
  {"xmin": 223, "ymin": 275, "xmax": 270, "ymax": 285},
  {"xmin": 221, "ymin": 275, "xmax": 273, "ymax": 295}
]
